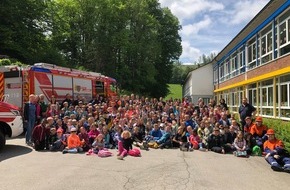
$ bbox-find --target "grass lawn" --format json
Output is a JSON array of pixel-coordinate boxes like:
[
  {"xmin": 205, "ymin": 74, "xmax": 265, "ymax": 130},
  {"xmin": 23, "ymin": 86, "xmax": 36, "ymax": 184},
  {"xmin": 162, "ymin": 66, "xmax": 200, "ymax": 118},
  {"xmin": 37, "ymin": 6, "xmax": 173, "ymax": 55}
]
[{"xmin": 165, "ymin": 84, "xmax": 182, "ymax": 100}]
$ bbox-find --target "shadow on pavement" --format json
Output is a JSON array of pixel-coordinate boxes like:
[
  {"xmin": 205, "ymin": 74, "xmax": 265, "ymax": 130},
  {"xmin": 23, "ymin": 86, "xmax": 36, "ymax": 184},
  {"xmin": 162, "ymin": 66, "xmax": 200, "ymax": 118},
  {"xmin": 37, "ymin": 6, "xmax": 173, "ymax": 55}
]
[{"xmin": 0, "ymin": 144, "xmax": 32, "ymax": 162}]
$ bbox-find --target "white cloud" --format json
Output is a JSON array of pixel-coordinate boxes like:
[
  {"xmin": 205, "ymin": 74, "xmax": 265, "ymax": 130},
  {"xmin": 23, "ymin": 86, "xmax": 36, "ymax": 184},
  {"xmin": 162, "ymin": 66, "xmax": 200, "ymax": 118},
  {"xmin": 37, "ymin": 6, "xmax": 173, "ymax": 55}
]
[
  {"xmin": 159, "ymin": 0, "xmax": 224, "ymax": 23},
  {"xmin": 158, "ymin": 0, "xmax": 270, "ymax": 64},
  {"xmin": 180, "ymin": 41, "xmax": 201, "ymax": 62},
  {"xmin": 181, "ymin": 15, "xmax": 212, "ymax": 37},
  {"xmin": 228, "ymin": 0, "xmax": 269, "ymax": 25}
]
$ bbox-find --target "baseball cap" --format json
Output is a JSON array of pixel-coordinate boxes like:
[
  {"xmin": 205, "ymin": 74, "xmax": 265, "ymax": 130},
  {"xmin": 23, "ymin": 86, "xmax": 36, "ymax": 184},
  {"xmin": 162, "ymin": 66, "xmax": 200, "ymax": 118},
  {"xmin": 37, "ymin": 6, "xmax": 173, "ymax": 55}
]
[
  {"xmin": 267, "ymin": 129, "xmax": 275, "ymax": 135},
  {"xmin": 57, "ymin": 128, "xmax": 63, "ymax": 133},
  {"xmin": 255, "ymin": 116, "xmax": 263, "ymax": 122},
  {"xmin": 70, "ymin": 127, "xmax": 77, "ymax": 132}
]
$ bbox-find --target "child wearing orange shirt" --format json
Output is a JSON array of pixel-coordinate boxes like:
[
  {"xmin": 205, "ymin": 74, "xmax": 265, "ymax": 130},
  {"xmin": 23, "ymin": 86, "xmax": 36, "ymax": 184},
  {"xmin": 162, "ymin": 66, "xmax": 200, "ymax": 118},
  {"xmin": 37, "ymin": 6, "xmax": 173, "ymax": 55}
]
[{"xmin": 62, "ymin": 128, "xmax": 83, "ymax": 154}]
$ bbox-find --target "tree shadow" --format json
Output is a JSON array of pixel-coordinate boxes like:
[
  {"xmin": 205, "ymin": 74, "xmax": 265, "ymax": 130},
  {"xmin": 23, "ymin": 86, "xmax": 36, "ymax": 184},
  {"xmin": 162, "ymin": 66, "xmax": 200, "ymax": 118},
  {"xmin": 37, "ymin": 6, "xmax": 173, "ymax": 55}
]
[{"xmin": 0, "ymin": 144, "xmax": 32, "ymax": 162}]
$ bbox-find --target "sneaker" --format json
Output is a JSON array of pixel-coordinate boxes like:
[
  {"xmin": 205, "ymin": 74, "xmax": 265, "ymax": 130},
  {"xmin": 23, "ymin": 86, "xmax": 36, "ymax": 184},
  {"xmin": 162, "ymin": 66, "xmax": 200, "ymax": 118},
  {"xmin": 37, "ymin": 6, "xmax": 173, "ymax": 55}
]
[
  {"xmin": 139, "ymin": 145, "xmax": 146, "ymax": 150},
  {"xmin": 283, "ymin": 167, "xmax": 290, "ymax": 173},
  {"xmin": 117, "ymin": 155, "xmax": 124, "ymax": 160},
  {"xmin": 199, "ymin": 147, "xmax": 206, "ymax": 151},
  {"xmin": 26, "ymin": 141, "xmax": 33, "ymax": 147},
  {"xmin": 143, "ymin": 142, "xmax": 149, "ymax": 151},
  {"xmin": 62, "ymin": 149, "xmax": 68, "ymax": 154},
  {"xmin": 180, "ymin": 146, "xmax": 188, "ymax": 151},
  {"xmin": 271, "ymin": 165, "xmax": 283, "ymax": 172},
  {"xmin": 189, "ymin": 148, "xmax": 194, "ymax": 152}
]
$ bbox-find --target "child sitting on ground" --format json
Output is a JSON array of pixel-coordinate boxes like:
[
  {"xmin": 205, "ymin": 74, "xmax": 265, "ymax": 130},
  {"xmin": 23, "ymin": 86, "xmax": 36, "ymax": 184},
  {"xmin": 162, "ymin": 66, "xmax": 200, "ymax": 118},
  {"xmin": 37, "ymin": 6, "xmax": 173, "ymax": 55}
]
[
  {"xmin": 117, "ymin": 130, "xmax": 133, "ymax": 160},
  {"xmin": 172, "ymin": 126, "xmax": 187, "ymax": 150},
  {"xmin": 233, "ymin": 131, "xmax": 248, "ymax": 157},
  {"xmin": 88, "ymin": 123, "xmax": 100, "ymax": 145},
  {"xmin": 91, "ymin": 134, "xmax": 105, "ymax": 154},
  {"xmin": 62, "ymin": 127, "xmax": 83, "ymax": 154},
  {"xmin": 49, "ymin": 128, "xmax": 66, "ymax": 151},
  {"xmin": 187, "ymin": 126, "xmax": 201, "ymax": 150},
  {"xmin": 46, "ymin": 127, "xmax": 58, "ymax": 150},
  {"xmin": 102, "ymin": 126, "xmax": 113, "ymax": 149}
]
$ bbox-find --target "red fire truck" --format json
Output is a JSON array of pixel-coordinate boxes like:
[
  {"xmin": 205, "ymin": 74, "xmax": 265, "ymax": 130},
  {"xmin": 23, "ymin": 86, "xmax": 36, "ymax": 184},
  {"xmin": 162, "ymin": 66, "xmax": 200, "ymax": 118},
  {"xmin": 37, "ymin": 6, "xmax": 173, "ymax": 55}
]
[
  {"xmin": 0, "ymin": 95, "xmax": 23, "ymax": 150},
  {"xmin": 0, "ymin": 63, "xmax": 118, "ymax": 109}
]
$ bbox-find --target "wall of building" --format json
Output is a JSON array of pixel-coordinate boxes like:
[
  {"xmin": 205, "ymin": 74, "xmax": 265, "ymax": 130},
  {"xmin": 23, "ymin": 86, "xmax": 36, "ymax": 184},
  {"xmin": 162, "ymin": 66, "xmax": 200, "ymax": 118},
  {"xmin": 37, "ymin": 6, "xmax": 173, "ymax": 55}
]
[{"xmin": 183, "ymin": 63, "xmax": 213, "ymax": 103}]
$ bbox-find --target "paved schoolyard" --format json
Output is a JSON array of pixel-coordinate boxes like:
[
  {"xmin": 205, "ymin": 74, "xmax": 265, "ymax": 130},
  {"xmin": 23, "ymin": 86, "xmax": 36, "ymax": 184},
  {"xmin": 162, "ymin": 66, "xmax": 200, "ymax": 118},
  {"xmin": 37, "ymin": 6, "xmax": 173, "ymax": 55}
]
[{"xmin": 0, "ymin": 137, "xmax": 289, "ymax": 190}]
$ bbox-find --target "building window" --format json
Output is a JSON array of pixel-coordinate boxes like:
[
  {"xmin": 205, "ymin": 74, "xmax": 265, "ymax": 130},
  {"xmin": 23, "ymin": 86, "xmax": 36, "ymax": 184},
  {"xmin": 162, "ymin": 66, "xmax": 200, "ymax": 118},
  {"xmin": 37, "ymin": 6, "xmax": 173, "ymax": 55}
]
[
  {"xmin": 238, "ymin": 48, "xmax": 245, "ymax": 73},
  {"xmin": 248, "ymin": 83, "xmax": 257, "ymax": 107},
  {"xmin": 279, "ymin": 21, "xmax": 287, "ymax": 46},
  {"xmin": 278, "ymin": 8, "xmax": 290, "ymax": 56},
  {"xmin": 248, "ymin": 38, "xmax": 256, "ymax": 69},
  {"xmin": 277, "ymin": 74, "xmax": 290, "ymax": 118},
  {"xmin": 219, "ymin": 63, "xmax": 225, "ymax": 82},
  {"xmin": 230, "ymin": 90, "xmax": 237, "ymax": 112},
  {"xmin": 260, "ymin": 24, "xmax": 273, "ymax": 64},
  {"xmin": 230, "ymin": 53, "xmax": 239, "ymax": 77},
  {"xmin": 224, "ymin": 59, "xmax": 230, "ymax": 80},
  {"xmin": 260, "ymin": 79, "xmax": 273, "ymax": 116}
]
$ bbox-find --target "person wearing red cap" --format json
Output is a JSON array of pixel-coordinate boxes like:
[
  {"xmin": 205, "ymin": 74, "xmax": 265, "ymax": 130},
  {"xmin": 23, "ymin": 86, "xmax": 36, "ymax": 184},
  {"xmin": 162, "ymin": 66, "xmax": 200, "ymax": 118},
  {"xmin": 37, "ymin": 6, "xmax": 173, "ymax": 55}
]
[
  {"xmin": 264, "ymin": 129, "xmax": 290, "ymax": 173},
  {"xmin": 250, "ymin": 116, "xmax": 268, "ymax": 148},
  {"xmin": 243, "ymin": 116, "xmax": 254, "ymax": 134}
]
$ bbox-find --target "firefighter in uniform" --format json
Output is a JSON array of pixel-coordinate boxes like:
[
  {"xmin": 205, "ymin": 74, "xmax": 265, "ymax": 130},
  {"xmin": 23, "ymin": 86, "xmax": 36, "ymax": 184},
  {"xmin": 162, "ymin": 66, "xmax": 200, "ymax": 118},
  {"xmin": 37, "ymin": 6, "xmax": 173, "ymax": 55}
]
[
  {"xmin": 264, "ymin": 129, "xmax": 290, "ymax": 173},
  {"xmin": 250, "ymin": 116, "xmax": 267, "ymax": 148}
]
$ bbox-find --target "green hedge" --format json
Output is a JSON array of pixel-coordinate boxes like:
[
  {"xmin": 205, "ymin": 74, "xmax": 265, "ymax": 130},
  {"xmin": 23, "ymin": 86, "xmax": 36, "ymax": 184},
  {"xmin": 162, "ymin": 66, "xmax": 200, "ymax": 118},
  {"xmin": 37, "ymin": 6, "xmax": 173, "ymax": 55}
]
[
  {"xmin": 0, "ymin": 58, "xmax": 24, "ymax": 66},
  {"xmin": 263, "ymin": 118, "xmax": 290, "ymax": 152}
]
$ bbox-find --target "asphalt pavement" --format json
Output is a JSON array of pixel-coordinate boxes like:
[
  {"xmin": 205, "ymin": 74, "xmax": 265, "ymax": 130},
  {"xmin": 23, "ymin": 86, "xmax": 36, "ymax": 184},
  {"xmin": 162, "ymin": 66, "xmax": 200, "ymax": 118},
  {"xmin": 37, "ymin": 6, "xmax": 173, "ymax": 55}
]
[{"xmin": 0, "ymin": 137, "xmax": 289, "ymax": 190}]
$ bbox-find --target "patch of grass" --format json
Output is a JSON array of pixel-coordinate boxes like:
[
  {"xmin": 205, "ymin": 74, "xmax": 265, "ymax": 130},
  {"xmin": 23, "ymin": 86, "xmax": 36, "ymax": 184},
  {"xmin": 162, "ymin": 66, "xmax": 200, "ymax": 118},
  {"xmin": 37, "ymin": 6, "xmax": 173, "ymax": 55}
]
[{"xmin": 165, "ymin": 84, "xmax": 182, "ymax": 100}]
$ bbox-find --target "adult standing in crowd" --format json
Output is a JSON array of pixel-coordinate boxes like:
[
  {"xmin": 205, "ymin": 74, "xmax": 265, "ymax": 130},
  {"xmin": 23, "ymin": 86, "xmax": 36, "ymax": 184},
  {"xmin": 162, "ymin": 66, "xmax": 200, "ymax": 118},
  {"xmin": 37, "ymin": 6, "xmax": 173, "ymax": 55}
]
[
  {"xmin": 219, "ymin": 98, "xmax": 228, "ymax": 110},
  {"xmin": 61, "ymin": 93, "xmax": 72, "ymax": 108},
  {"xmin": 24, "ymin": 94, "xmax": 36, "ymax": 145},
  {"xmin": 239, "ymin": 97, "xmax": 256, "ymax": 131}
]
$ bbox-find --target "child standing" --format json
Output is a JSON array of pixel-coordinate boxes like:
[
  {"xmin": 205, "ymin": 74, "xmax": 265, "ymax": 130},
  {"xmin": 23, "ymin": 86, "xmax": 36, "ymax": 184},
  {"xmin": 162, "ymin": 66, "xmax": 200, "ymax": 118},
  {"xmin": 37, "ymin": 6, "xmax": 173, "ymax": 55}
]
[{"xmin": 117, "ymin": 130, "xmax": 133, "ymax": 160}]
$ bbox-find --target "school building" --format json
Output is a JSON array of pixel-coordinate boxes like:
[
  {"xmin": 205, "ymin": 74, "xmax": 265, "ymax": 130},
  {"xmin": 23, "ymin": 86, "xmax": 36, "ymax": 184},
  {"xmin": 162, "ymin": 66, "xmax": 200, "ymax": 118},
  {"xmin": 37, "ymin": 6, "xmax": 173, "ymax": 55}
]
[
  {"xmin": 183, "ymin": 63, "xmax": 213, "ymax": 105},
  {"xmin": 183, "ymin": 0, "xmax": 290, "ymax": 120},
  {"xmin": 214, "ymin": 0, "xmax": 290, "ymax": 120}
]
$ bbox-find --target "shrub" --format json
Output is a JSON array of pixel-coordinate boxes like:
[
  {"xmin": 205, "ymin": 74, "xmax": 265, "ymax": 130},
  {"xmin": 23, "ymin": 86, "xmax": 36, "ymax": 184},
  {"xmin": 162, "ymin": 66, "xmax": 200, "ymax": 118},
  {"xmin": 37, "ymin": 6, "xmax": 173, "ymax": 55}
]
[{"xmin": 0, "ymin": 59, "xmax": 11, "ymax": 65}]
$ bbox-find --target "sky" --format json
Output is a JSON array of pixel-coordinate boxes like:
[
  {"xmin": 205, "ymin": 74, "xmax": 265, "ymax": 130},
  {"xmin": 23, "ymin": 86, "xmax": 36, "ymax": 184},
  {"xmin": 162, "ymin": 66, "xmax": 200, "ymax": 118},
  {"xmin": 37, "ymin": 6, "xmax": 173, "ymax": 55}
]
[{"xmin": 159, "ymin": 0, "xmax": 270, "ymax": 64}]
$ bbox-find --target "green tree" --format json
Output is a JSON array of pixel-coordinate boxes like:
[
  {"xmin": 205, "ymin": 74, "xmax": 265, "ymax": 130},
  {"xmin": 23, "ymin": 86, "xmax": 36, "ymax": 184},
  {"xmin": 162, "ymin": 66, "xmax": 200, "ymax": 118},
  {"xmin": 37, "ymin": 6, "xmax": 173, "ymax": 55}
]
[
  {"xmin": 149, "ymin": 7, "xmax": 182, "ymax": 97},
  {"xmin": 50, "ymin": 0, "xmax": 181, "ymax": 97},
  {"xmin": 0, "ymin": 0, "xmax": 52, "ymax": 63}
]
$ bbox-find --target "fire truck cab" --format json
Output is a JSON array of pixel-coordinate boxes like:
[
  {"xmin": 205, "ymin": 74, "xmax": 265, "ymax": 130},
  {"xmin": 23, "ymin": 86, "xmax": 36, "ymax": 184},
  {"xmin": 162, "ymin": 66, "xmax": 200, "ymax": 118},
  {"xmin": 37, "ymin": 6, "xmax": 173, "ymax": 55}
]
[{"xmin": 0, "ymin": 95, "xmax": 23, "ymax": 151}]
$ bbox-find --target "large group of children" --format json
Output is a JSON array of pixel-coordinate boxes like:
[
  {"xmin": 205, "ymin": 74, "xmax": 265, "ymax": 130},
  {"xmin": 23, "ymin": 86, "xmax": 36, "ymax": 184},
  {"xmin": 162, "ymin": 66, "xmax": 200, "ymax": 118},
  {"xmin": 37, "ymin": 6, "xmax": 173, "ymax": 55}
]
[{"xmin": 25, "ymin": 93, "xmax": 290, "ymax": 172}]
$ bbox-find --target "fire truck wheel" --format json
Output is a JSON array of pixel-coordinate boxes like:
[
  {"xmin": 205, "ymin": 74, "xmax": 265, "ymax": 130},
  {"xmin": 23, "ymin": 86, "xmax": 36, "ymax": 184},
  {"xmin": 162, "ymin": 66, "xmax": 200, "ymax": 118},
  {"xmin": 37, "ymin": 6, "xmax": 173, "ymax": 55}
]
[{"xmin": 0, "ymin": 131, "xmax": 5, "ymax": 151}]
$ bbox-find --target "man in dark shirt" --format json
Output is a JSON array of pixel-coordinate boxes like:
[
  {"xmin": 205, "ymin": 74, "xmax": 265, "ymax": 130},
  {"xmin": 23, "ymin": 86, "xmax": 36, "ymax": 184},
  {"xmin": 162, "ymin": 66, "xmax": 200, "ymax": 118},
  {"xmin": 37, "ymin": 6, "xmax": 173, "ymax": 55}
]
[{"xmin": 239, "ymin": 98, "xmax": 256, "ymax": 131}]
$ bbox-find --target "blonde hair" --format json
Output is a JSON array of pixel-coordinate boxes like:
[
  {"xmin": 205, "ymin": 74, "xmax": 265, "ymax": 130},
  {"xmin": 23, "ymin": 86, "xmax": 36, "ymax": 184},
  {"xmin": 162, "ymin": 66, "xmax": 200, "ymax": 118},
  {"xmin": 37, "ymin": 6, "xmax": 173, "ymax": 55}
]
[{"xmin": 121, "ymin": 130, "xmax": 131, "ymax": 138}]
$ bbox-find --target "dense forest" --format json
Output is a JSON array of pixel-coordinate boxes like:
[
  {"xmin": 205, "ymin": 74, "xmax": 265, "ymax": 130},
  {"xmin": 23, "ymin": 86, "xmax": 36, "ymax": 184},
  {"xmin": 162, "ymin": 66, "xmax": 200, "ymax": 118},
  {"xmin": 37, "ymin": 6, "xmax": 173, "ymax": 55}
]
[
  {"xmin": 0, "ymin": 0, "xmax": 182, "ymax": 97},
  {"xmin": 0, "ymin": 0, "xmax": 216, "ymax": 97}
]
